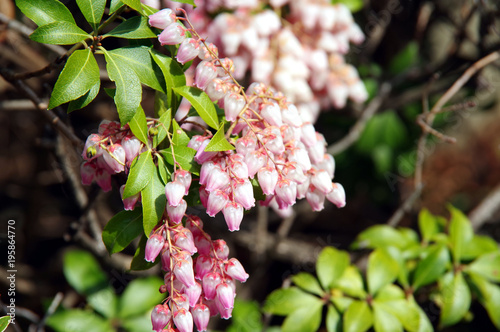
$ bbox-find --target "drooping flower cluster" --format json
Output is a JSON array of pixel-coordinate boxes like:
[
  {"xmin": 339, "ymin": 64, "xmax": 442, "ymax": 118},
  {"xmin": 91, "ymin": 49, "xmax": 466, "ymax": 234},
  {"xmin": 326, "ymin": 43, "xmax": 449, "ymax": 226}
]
[
  {"xmin": 146, "ymin": 215, "xmax": 249, "ymax": 332},
  {"xmin": 147, "ymin": 0, "xmax": 368, "ymax": 123}
]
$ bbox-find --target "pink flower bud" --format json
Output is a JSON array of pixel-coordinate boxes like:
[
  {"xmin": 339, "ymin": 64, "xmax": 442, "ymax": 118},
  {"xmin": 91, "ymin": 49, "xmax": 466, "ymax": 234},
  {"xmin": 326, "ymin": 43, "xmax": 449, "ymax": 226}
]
[
  {"xmin": 260, "ymin": 103, "xmax": 282, "ymax": 127},
  {"xmin": 275, "ymin": 179, "xmax": 297, "ymax": 208},
  {"xmin": 95, "ymin": 169, "xmax": 112, "ymax": 192},
  {"xmin": 161, "ymin": 247, "xmax": 170, "ymax": 271},
  {"xmin": 158, "ymin": 22, "xmax": 186, "ymax": 45},
  {"xmin": 194, "ymin": 139, "xmax": 218, "ymax": 164},
  {"xmin": 229, "ymin": 159, "xmax": 249, "ymax": 179},
  {"xmin": 283, "ymin": 163, "xmax": 307, "ymax": 184},
  {"xmin": 194, "ymin": 234, "xmax": 212, "ymax": 256},
  {"xmin": 202, "ymin": 272, "xmax": 222, "ymax": 300},
  {"xmin": 296, "ymin": 177, "xmax": 310, "ymax": 199},
  {"xmin": 233, "ymin": 179, "xmax": 255, "ymax": 210},
  {"xmin": 176, "ymin": 38, "xmax": 200, "ymax": 64},
  {"xmin": 186, "ymin": 215, "xmax": 203, "ymax": 236},
  {"xmin": 235, "ymin": 135, "xmax": 256, "ymax": 156},
  {"xmin": 205, "ymin": 78, "xmax": 228, "ymax": 102},
  {"xmin": 222, "ymin": 201, "xmax": 244, "ymax": 232},
  {"xmin": 245, "ymin": 150, "xmax": 267, "ymax": 178},
  {"xmin": 148, "ymin": 8, "xmax": 175, "ymax": 29},
  {"xmin": 215, "ymin": 297, "xmax": 233, "ymax": 319},
  {"xmin": 173, "ymin": 308, "xmax": 193, "ymax": 332},
  {"xmin": 194, "ymin": 255, "xmax": 213, "ymax": 280},
  {"xmin": 207, "ymin": 189, "xmax": 228, "ymax": 217},
  {"xmin": 205, "ymin": 166, "xmax": 230, "ymax": 192},
  {"xmin": 288, "ymin": 147, "xmax": 311, "ymax": 171},
  {"xmin": 103, "ymin": 144, "xmax": 126, "ymax": 173},
  {"xmin": 216, "ymin": 282, "xmax": 235, "ymax": 310},
  {"xmin": 224, "ymin": 92, "xmax": 245, "ymax": 122},
  {"xmin": 318, "ymin": 154, "xmax": 335, "ymax": 179},
  {"xmin": 171, "ymin": 294, "xmax": 190, "ymax": 313},
  {"xmin": 199, "ymin": 161, "xmax": 216, "ymax": 185},
  {"xmin": 82, "ymin": 134, "xmax": 103, "ymax": 160},
  {"xmin": 199, "ymin": 186, "xmax": 209, "ymax": 208},
  {"xmin": 188, "ymin": 135, "xmax": 206, "ymax": 151},
  {"xmin": 326, "ymin": 182, "xmax": 346, "ymax": 208},
  {"xmin": 281, "ymin": 104, "xmax": 303, "ymax": 128},
  {"xmin": 174, "ymin": 228, "xmax": 197, "ymax": 255},
  {"xmin": 213, "ymin": 239, "xmax": 230, "ymax": 260},
  {"xmin": 185, "ymin": 282, "xmax": 202, "ymax": 307},
  {"xmin": 167, "ymin": 199, "xmax": 187, "ymax": 224},
  {"xmin": 306, "ymin": 186, "xmax": 326, "ymax": 212},
  {"xmin": 258, "ymin": 166, "xmax": 278, "ymax": 195},
  {"xmin": 122, "ymin": 136, "xmax": 142, "ymax": 162},
  {"xmin": 300, "ymin": 123, "xmax": 317, "ymax": 147},
  {"xmin": 120, "ymin": 185, "xmax": 140, "ymax": 210},
  {"xmin": 145, "ymin": 234, "xmax": 165, "ymax": 262},
  {"xmin": 175, "ymin": 170, "xmax": 192, "ymax": 195},
  {"xmin": 224, "ymin": 258, "xmax": 249, "ymax": 282},
  {"xmin": 166, "ymin": 180, "xmax": 185, "ymax": 207},
  {"xmin": 192, "ymin": 304, "xmax": 210, "ymax": 332},
  {"xmin": 81, "ymin": 161, "xmax": 96, "ymax": 185},
  {"xmin": 311, "ymin": 170, "xmax": 333, "ymax": 194},
  {"xmin": 151, "ymin": 304, "xmax": 171, "ymax": 332},
  {"xmin": 174, "ymin": 259, "xmax": 196, "ymax": 288},
  {"xmin": 195, "ymin": 61, "xmax": 218, "ymax": 90}
]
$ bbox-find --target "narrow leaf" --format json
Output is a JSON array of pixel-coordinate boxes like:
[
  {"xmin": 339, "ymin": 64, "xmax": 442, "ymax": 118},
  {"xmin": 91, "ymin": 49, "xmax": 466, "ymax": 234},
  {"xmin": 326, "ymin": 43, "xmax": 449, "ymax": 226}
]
[
  {"xmin": 68, "ymin": 80, "xmax": 100, "ymax": 112},
  {"xmin": 30, "ymin": 21, "xmax": 90, "ymax": 45},
  {"xmin": 129, "ymin": 106, "xmax": 149, "ymax": 145},
  {"xmin": 292, "ymin": 272, "xmax": 324, "ymax": 296},
  {"xmin": 448, "ymin": 205, "xmax": 473, "ymax": 264},
  {"xmin": 102, "ymin": 208, "xmax": 143, "ymax": 254},
  {"xmin": 105, "ymin": 16, "xmax": 156, "ymax": 39},
  {"xmin": 205, "ymin": 125, "xmax": 235, "ymax": 152},
  {"xmin": 76, "ymin": 0, "xmax": 105, "ymax": 29},
  {"xmin": 103, "ymin": 49, "xmax": 142, "ymax": 125},
  {"xmin": 120, "ymin": 0, "xmax": 143, "ymax": 13},
  {"xmin": 153, "ymin": 108, "xmax": 172, "ymax": 148},
  {"xmin": 263, "ymin": 287, "xmax": 322, "ymax": 315},
  {"xmin": 351, "ymin": 225, "xmax": 410, "ymax": 250},
  {"xmin": 411, "ymin": 244, "xmax": 449, "ymax": 290},
  {"xmin": 316, "ymin": 246, "xmax": 350, "ymax": 290},
  {"xmin": 418, "ymin": 208, "xmax": 441, "ymax": 243},
  {"xmin": 123, "ymin": 150, "xmax": 154, "ymax": 198},
  {"xmin": 326, "ymin": 304, "xmax": 341, "ymax": 332},
  {"xmin": 281, "ymin": 302, "xmax": 323, "ymax": 332},
  {"xmin": 150, "ymin": 50, "xmax": 185, "ymax": 110},
  {"xmin": 468, "ymin": 272, "xmax": 500, "ymax": 329},
  {"xmin": 0, "ymin": 316, "xmax": 10, "ymax": 332},
  {"xmin": 172, "ymin": 120, "xmax": 190, "ymax": 146},
  {"xmin": 16, "ymin": 0, "xmax": 75, "ymax": 26},
  {"xmin": 109, "ymin": 0, "xmax": 124, "ymax": 13},
  {"xmin": 141, "ymin": 167, "xmax": 166, "ymax": 236},
  {"xmin": 344, "ymin": 301, "xmax": 373, "ymax": 332},
  {"xmin": 367, "ymin": 248, "xmax": 400, "ymax": 295},
  {"xmin": 377, "ymin": 299, "xmax": 421, "ymax": 332},
  {"xmin": 156, "ymin": 154, "xmax": 170, "ymax": 185},
  {"xmin": 49, "ymin": 49, "xmax": 99, "ymax": 109},
  {"xmin": 173, "ymin": 86, "xmax": 219, "ymax": 129},
  {"xmin": 161, "ymin": 146, "xmax": 197, "ymax": 173},
  {"xmin": 467, "ymin": 251, "xmax": 500, "ymax": 282},
  {"xmin": 439, "ymin": 272, "xmax": 470, "ymax": 327}
]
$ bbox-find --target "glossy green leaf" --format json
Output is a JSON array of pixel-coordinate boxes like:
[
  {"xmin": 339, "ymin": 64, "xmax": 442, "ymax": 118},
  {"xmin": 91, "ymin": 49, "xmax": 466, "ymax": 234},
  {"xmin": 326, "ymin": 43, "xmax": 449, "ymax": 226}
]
[
  {"xmin": 130, "ymin": 234, "xmax": 159, "ymax": 270},
  {"xmin": 121, "ymin": 310, "xmax": 152, "ymax": 332},
  {"xmin": 264, "ymin": 287, "xmax": 322, "ymax": 315},
  {"xmin": 102, "ymin": 208, "xmax": 143, "ymax": 254},
  {"xmin": 462, "ymin": 234, "xmax": 498, "ymax": 260},
  {"xmin": 49, "ymin": 49, "xmax": 99, "ymax": 109},
  {"xmin": 316, "ymin": 246, "xmax": 350, "ymax": 290},
  {"xmin": 0, "ymin": 316, "xmax": 10, "ymax": 332},
  {"xmin": 46, "ymin": 309, "xmax": 114, "ymax": 332},
  {"xmin": 336, "ymin": 266, "xmax": 366, "ymax": 298},
  {"xmin": 87, "ymin": 287, "xmax": 118, "ymax": 318},
  {"xmin": 141, "ymin": 3, "xmax": 158, "ymax": 16},
  {"xmin": 76, "ymin": 0, "xmax": 105, "ymax": 29},
  {"xmin": 107, "ymin": 46, "xmax": 165, "ymax": 92},
  {"xmin": 411, "ymin": 244, "xmax": 449, "ymax": 290},
  {"xmin": 331, "ymin": 296, "xmax": 354, "ymax": 313},
  {"xmin": 439, "ymin": 272, "xmax": 470, "ymax": 327},
  {"xmin": 448, "ymin": 205, "xmax": 473, "ymax": 264},
  {"xmin": 367, "ymin": 248, "xmax": 400, "ymax": 295},
  {"xmin": 172, "ymin": 120, "xmax": 190, "ymax": 146},
  {"xmin": 467, "ymin": 251, "xmax": 500, "ymax": 283},
  {"xmin": 109, "ymin": 0, "xmax": 124, "ymax": 13},
  {"xmin": 141, "ymin": 167, "xmax": 166, "ymax": 236},
  {"xmin": 468, "ymin": 273, "xmax": 500, "ymax": 329},
  {"xmin": 374, "ymin": 284, "xmax": 405, "ymax": 302},
  {"xmin": 119, "ymin": 276, "xmax": 164, "ymax": 318},
  {"xmin": 156, "ymin": 154, "xmax": 170, "ymax": 185},
  {"xmin": 173, "ymin": 0, "xmax": 195, "ymax": 5},
  {"xmin": 16, "ymin": 0, "xmax": 75, "ymax": 26},
  {"xmin": 227, "ymin": 300, "xmax": 263, "ymax": 332},
  {"xmin": 418, "ymin": 209, "xmax": 440, "ymax": 243},
  {"xmin": 377, "ymin": 299, "xmax": 421, "ymax": 332},
  {"xmin": 129, "ymin": 106, "xmax": 149, "ymax": 145},
  {"xmin": 153, "ymin": 108, "xmax": 172, "ymax": 148},
  {"xmin": 68, "ymin": 80, "xmax": 100, "ymax": 112},
  {"xmin": 105, "ymin": 16, "xmax": 157, "ymax": 39},
  {"xmin": 372, "ymin": 303, "xmax": 403, "ymax": 332},
  {"xmin": 124, "ymin": 150, "xmax": 154, "ymax": 198},
  {"xmin": 389, "ymin": 42, "xmax": 419, "ymax": 75},
  {"xmin": 292, "ymin": 272, "xmax": 324, "ymax": 296},
  {"xmin": 344, "ymin": 301, "xmax": 373, "ymax": 332},
  {"xmin": 173, "ymin": 86, "xmax": 219, "ymax": 129},
  {"xmin": 161, "ymin": 146, "xmax": 197, "ymax": 173},
  {"xmin": 326, "ymin": 304, "xmax": 341, "ymax": 332},
  {"xmin": 120, "ymin": 0, "xmax": 143, "ymax": 13},
  {"xmin": 150, "ymin": 50, "xmax": 185, "ymax": 110},
  {"xmin": 103, "ymin": 49, "xmax": 142, "ymax": 126},
  {"xmin": 281, "ymin": 301, "xmax": 323, "ymax": 332},
  {"xmin": 63, "ymin": 250, "xmax": 107, "ymax": 295},
  {"xmin": 30, "ymin": 22, "xmax": 90, "ymax": 45},
  {"xmin": 332, "ymin": 0, "xmax": 363, "ymax": 13},
  {"xmin": 351, "ymin": 225, "xmax": 410, "ymax": 250},
  {"xmin": 205, "ymin": 125, "xmax": 235, "ymax": 152},
  {"xmin": 356, "ymin": 111, "xmax": 407, "ymax": 153}
]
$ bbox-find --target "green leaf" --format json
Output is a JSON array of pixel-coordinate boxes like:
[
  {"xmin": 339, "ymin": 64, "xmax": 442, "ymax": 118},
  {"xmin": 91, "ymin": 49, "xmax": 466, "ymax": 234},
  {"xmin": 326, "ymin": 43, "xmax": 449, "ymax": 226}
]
[
  {"xmin": 351, "ymin": 225, "xmax": 410, "ymax": 250},
  {"xmin": 63, "ymin": 250, "xmax": 107, "ymax": 295},
  {"xmin": 367, "ymin": 248, "xmax": 400, "ymax": 295},
  {"xmin": 172, "ymin": 0, "xmax": 195, "ymax": 5},
  {"xmin": 153, "ymin": 108, "xmax": 172, "ymax": 148},
  {"xmin": 49, "ymin": 49, "xmax": 99, "ymax": 109},
  {"xmin": 205, "ymin": 125, "xmax": 235, "ymax": 152},
  {"xmin": 316, "ymin": 246, "xmax": 350, "ymax": 290},
  {"xmin": 16, "ymin": 0, "xmax": 75, "ymax": 26},
  {"xmin": 448, "ymin": 205, "xmax": 473, "ymax": 264},
  {"xmin": 372, "ymin": 303, "xmax": 403, "ymax": 332},
  {"xmin": 439, "ymin": 272, "xmax": 470, "ymax": 327},
  {"xmin": 264, "ymin": 287, "xmax": 322, "ymax": 315},
  {"xmin": 172, "ymin": 120, "xmax": 190, "ymax": 146},
  {"xmin": 130, "ymin": 234, "xmax": 159, "ymax": 270},
  {"xmin": 227, "ymin": 300, "xmax": 263, "ymax": 332},
  {"xmin": 336, "ymin": 266, "xmax": 366, "ymax": 298},
  {"xmin": 141, "ymin": 167, "xmax": 166, "ymax": 236},
  {"xmin": 87, "ymin": 287, "xmax": 118, "ymax": 318},
  {"xmin": 173, "ymin": 86, "xmax": 219, "ymax": 129},
  {"xmin": 326, "ymin": 304, "xmax": 341, "ymax": 332},
  {"xmin": 374, "ymin": 284, "xmax": 405, "ymax": 302},
  {"xmin": 467, "ymin": 251, "xmax": 500, "ymax": 283},
  {"xmin": 76, "ymin": 0, "xmax": 105, "ymax": 29},
  {"xmin": 68, "ymin": 80, "xmax": 100, "ymax": 112},
  {"xmin": 371, "ymin": 145, "xmax": 393, "ymax": 175},
  {"xmin": 418, "ymin": 209, "xmax": 442, "ymax": 243},
  {"xmin": 331, "ymin": 296, "xmax": 354, "ymax": 313},
  {"xmin": 156, "ymin": 154, "xmax": 170, "ymax": 185},
  {"xmin": 409, "ymin": 299, "xmax": 433, "ymax": 332},
  {"xmin": 462, "ymin": 235, "xmax": 498, "ymax": 260},
  {"xmin": 150, "ymin": 50, "xmax": 186, "ymax": 110},
  {"xmin": 107, "ymin": 46, "xmax": 165, "ymax": 92},
  {"xmin": 343, "ymin": 301, "xmax": 373, "ymax": 332},
  {"xmin": 356, "ymin": 111, "xmax": 407, "ymax": 153},
  {"xmin": 30, "ymin": 21, "xmax": 90, "ymax": 45},
  {"xmin": 468, "ymin": 273, "xmax": 500, "ymax": 329},
  {"xmin": 109, "ymin": 0, "xmax": 124, "ymax": 13},
  {"xmin": 124, "ymin": 150, "xmax": 154, "ymax": 198},
  {"xmin": 121, "ymin": 310, "xmax": 152, "ymax": 332},
  {"xmin": 129, "ymin": 106, "xmax": 149, "ymax": 145},
  {"xmin": 411, "ymin": 245, "xmax": 449, "ymax": 290},
  {"xmin": 119, "ymin": 276, "xmax": 165, "ymax": 318},
  {"xmin": 120, "ymin": 0, "xmax": 143, "ymax": 13},
  {"xmin": 375, "ymin": 299, "xmax": 420, "ymax": 332},
  {"xmin": 160, "ymin": 146, "xmax": 197, "ymax": 173},
  {"xmin": 389, "ymin": 42, "xmax": 419, "ymax": 75},
  {"xmin": 281, "ymin": 302, "xmax": 323, "ymax": 332},
  {"xmin": 332, "ymin": 0, "xmax": 364, "ymax": 13},
  {"xmin": 46, "ymin": 309, "xmax": 114, "ymax": 332},
  {"xmin": 105, "ymin": 16, "xmax": 157, "ymax": 39},
  {"xmin": 102, "ymin": 208, "xmax": 143, "ymax": 254},
  {"xmin": 0, "ymin": 316, "xmax": 10, "ymax": 332},
  {"xmin": 103, "ymin": 49, "xmax": 142, "ymax": 126},
  {"xmin": 292, "ymin": 272, "xmax": 324, "ymax": 296}
]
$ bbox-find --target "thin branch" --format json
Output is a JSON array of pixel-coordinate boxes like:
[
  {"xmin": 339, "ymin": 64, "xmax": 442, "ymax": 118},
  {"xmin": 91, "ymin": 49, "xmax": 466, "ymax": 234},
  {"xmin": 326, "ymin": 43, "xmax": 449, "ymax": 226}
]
[
  {"xmin": 387, "ymin": 184, "xmax": 424, "ymax": 227},
  {"xmin": 468, "ymin": 182, "xmax": 500, "ymax": 231},
  {"xmin": 35, "ymin": 292, "xmax": 63, "ymax": 332}
]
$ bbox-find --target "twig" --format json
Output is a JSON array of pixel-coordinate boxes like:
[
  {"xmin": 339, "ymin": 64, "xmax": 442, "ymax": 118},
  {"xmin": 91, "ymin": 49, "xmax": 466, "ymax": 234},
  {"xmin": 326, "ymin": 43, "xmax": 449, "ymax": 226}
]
[
  {"xmin": 387, "ymin": 183, "xmax": 424, "ymax": 227},
  {"xmin": 35, "ymin": 292, "xmax": 63, "ymax": 332},
  {"xmin": 468, "ymin": 182, "xmax": 500, "ymax": 231},
  {"xmin": 327, "ymin": 82, "xmax": 392, "ymax": 156}
]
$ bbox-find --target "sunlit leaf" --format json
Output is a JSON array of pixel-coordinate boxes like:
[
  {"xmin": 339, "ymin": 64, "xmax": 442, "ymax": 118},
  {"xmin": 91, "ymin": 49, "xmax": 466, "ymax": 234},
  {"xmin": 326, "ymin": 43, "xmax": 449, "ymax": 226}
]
[
  {"xmin": 30, "ymin": 21, "xmax": 90, "ymax": 45},
  {"xmin": 102, "ymin": 208, "xmax": 143, "ymax": 254}
]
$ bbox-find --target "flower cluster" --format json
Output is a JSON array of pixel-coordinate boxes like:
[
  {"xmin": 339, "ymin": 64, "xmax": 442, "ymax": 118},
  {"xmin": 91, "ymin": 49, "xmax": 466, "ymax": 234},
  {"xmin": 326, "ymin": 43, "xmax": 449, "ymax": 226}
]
[
  {"xmin": 148, "ymin": 0, "xmax": 368, "ymax": 123},
  {"xmin": 147, "ymin": 215, "xmax": 249, "ymax": 332}
]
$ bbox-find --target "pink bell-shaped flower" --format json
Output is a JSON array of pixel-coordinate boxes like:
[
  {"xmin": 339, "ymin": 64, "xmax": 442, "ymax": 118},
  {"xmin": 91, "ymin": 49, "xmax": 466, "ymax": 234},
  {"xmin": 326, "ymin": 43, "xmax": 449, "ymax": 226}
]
[
  {"xmin": 224, "ymin": 93, "xmax": 245, "ymax": 122},
  {"xmin": 151, "ymin": 304, "xmax": 171, "ymax": 332},
  {"xmin": 158, "ymin": 22, "xmax": 186, "ymax": 45},
  {"xmin": 81, "ymin": 161, "xmax": 96, "ymax": 185},
  {"xmin": 202, "ymin": 272, "xmax": 222, "ymax": 300},
  {"xmin": 233, "ymin": 179, "xmax": 255, "ymax": 209},
  {"xmin": 213, "ymin": 239, "xmax": 230, "ymax": 260},
  {"xmin": 120, "ymin": 185, "xmax": 140, "ymax": 211},
  {"xmin": 176, "ymin": 38, "xmax": 200, "ymax": 64},
  {"xmin": 173, "ymin": 308, "xmax": 193, "ymax": 332},
  {"xmin": 260, "ymin": 102, "xmax": 282, "ymax": 127},
  {"xmin": 165, "ymin": 180, "xmax": 185, "ymax": 207},
  {"xmin": 185, "ymin": 282, "xmax": 202, "ymax": 307},
  {"xmin": 275, "ymin": 179, "xmax": 297, "ymax": 208},
  {"xmin": 174, "ymin": 228, "xmax": 197, "ymax": 255},
  {"xmin": 167, "ymin": 199, "xmax": 187, "ymax": 224},
  {"xmin": 174, "ymin": 259, "xmax": 196, "ymax": 288},
  {"xmin": 148, "ymin": 8, "xmax": 175, "ymax": 29},
  {"xmin": 222, "ymin": 201, "xmax": 244, "ymax": 232},
  {"xmin": 224, "ymin": 258, "xmax": 249, "ymax": 282},
  {"xmin": 175, "ymin": 170, "xmax": 192, "ymax": 195},
  {"xmin": 205, "ymin": 166, "xmax": 229, "ymax": 192},
  {"xmin": 205, "ymin": 78, "xmax": 228, "ymax": 102},
  {"xmin": 195, "ymin": 61, "xmax": 218, "ymax": 90},
  {"xmin": 95, "ymin": 169, "xmax": 112, "ymax": 192},
  {"xmin": 216, "ymin": 282, "xmax": 235, "ymax": 310},
  {"xmin": 194, "ymin": 255, "xmax": 213, "ymax": 280},
  {"xmin": 206, "ymin": 189, "xmax": 228, "ymax": 217},
  {"xmin": 122, "ymin": 136, "xmax": 142, "ymax": 162},
  {"xmin": 258, "ymin": 166, "xmax": 279, "ymax": 195},
  {"xmin": 311, "ymin": 170, "xmax": 333, "ymax": 194},
  {"xmin": 245, "ymin": 150, "xmax": 267, "ymax": 178},
  {"xmin": 306, "ymin": 186, "xmax": 326, "ymax": 212},
  {"xmin": 326, "ymin": 182, "xmax": 346, "ymax": 208},
  {"xmin": 103, "ymin": 144, "xmax": 126, "ymax": 173},
  {"xmin": 191, "ymin": 304, "xmax": 210, "ymax": 332},
  {"xmin": 145, "ymin": 233, "xmax": 165, "ymax": 262},
  {"xmin": 235, "ymin": 135, "xmax": 256, "ymax": 156}
]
